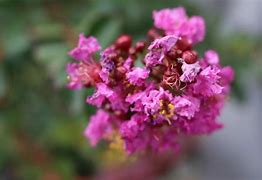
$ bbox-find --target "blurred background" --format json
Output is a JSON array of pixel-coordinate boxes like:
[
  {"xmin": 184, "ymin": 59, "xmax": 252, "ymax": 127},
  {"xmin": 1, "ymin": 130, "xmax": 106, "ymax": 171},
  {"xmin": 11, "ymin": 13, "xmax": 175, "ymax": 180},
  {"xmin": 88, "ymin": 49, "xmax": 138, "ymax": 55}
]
[{"xmin": 0, "ymin": 0, "xmax": 261, "ymax": 179}]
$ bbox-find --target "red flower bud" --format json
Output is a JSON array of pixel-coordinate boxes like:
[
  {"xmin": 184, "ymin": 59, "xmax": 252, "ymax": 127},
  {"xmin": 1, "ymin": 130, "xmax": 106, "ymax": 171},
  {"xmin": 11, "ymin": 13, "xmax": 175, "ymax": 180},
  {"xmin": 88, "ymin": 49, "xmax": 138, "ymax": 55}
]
[
  {"xmin": 182, "ymin": 50, "xmax": 198, "ymax": 64},
  {"xmin": 115, "ymin": 35, "xmax": 132, "ymax": 51},
  {"xmin": 176, "ymin": 37, "xmax": 192, "ymax": 51},
  {"xmin": 135, "ymin": 41, "xmax": 146, "ymax": 52}
]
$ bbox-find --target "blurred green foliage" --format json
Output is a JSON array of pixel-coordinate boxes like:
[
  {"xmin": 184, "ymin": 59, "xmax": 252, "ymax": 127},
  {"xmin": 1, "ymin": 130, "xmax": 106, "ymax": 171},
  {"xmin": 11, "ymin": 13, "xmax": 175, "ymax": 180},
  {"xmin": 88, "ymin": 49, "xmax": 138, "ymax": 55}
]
[{"xmin": 0, "ymin": 0, "xmax": 260, "ymax": 179}]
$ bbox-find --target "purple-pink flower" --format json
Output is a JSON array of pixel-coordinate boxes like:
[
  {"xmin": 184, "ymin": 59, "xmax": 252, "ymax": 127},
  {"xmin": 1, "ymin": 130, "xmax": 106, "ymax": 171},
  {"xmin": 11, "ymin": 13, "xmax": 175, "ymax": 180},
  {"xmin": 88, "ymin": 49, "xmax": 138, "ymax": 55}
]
[
  {"xmin": 84, "ymin": 110, "xmax": 112, "ymax": 146},
  {"xmin": 180, "ymin": 61, "xmax": 201, "ymax": 82},
  {"xmin": 120, "ymin": 113, "xmax": 147, "ymax": 139},
  {"xmin": 172, "ymin": 95, "xmax": 200, "ymax": 119},
  {"xmin": 86, "ymin": 83, "xmax": 114, "ymax": 107},
  {"xmin": 142, "ymin": 88, "xmax": 173, "ymax": 116},
  {"xmin": 153, "ymin": 7, "xmax": 205, "ymax": 44},
  {"xmin": 193, "ymin": 66, "xmax": 223, "ymax": 96},
  {"xmin": 145, "ymin": 35, "xmax": 178, "ymax": 67},
  {"xmin": 148, "ymin": 35, "xmax": 179, "ymax": 52},
  {"xmin": 66, "ymin": 63, "xmax": 85, "ymax": 89},
  {"xmin": 186, "ymin": 16, "xmax": 205, "ymax": 44},
  {"xmin": 66, "ymin": 7, "xmax": 234, "ymax": 155},
  {"xmin": 204, "ymin": 50, "xmax": 220, "ymax": 65},
  {"xmin": 194, "ymin": 66, "xmax": 223, "ymax": 96},
  {"xmin": 153, "ymin": 7, "xmax": 187, "ymax": 37},
  {"xmin": 125, "ymin": 83, "xmax": 155, "ymax": 112},
  {"xmin": 87, "ymin": 83, "xmax": 128, "ymax": 112},
  {"xmin": 126, "ymin": 67, "xmax": 149, "ymax": 86},
  {"xmin": 66, "ymin": 61, "xmax": 101, "ymax": 89},
  {"xmin": 69, "ymin": 33, "xmax": 101, "ymax": 62}
]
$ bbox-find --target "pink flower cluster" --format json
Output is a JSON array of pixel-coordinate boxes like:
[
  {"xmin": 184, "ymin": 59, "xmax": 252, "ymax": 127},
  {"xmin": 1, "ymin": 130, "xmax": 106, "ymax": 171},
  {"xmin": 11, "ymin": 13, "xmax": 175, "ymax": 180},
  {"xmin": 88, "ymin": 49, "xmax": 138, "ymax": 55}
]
[{"xmin": 66, "ymin": 7, "xmax": 234, "ymax": 154}]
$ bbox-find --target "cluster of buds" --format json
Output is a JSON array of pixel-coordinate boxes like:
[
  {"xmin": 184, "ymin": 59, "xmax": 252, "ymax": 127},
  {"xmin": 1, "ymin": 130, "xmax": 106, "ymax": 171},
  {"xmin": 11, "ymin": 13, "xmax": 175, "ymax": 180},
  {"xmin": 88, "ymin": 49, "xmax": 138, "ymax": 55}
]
[{"xmin": 66, "ymin": 7, "xmax": 234, "ymax": 154}]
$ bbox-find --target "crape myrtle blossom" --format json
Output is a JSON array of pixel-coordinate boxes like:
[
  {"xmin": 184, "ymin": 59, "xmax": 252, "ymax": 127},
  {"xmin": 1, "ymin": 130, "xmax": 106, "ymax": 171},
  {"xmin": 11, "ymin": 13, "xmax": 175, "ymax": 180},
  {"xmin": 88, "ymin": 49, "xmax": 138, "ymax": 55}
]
[
  {"xmin": 99, "ymin": 47, "xmax": 116, "ymax": 84},
  {"xmin": 66, "ymin": 61, "xmax": 101, "ymax": 89},
  {"xmin": 153, "ymin": 7, "xmax": 205, "ymax": 44},
  {"xmin": 69, "ymin": 33, "xmax": 101, "ymax": 62},
  {"xmin": 125, "ymin": 82, "xmax": 155, "ymax": 112},
  {"xmin": 67, "ymin": 33, "xmax": 101, "ymax": 89},
  {"xmin": 87, "ymin": 83, "xmax": 129, "ymax": 112},
  {"xmin": 145, "ymin": 35, "xmax": 178, "ymax": 67},
  {"xmin": 204, "ymin": 50, "xmax": 220, "ymax": 65},
  {"xmin": 172, "ymin": 95, "xmax": 200, "ymax": 119},
  {"xmin": 66, "ymin": 7, "xmax": 234, "ymax": 154},
  {"xmin": 142, "ymin": 87, "xmax": 173, "ymax": 117},
  {"xmin": 126, "ymin": 67, "xmax": 150, "ymax": 86},
  {"xmin": 180, "ymin": 61, "xmax": 201, "ymax": 82},
  {"xmin": 193, "ymin": 66, "xmax": 224, "ymax": 97},
  {"xmin": 219, "ymin": 66, "xmax": 234, "ymax": 93},
  {"xmin": 84, "ymin": 110, "xmax": 112, "ymax": 146}
]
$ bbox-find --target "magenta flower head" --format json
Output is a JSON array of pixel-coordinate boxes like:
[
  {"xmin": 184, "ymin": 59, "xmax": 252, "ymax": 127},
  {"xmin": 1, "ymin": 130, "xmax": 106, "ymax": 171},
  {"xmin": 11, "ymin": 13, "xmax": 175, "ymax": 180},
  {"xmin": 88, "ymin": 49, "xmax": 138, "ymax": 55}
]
[
  {"xmin": 84, "ymin": 110, "xmax": 112, "ymax": 146},
  {"xmin": 69, "ymin": 33, "xmax": 101, "ymax": 62},
  {"xmin": 127, "ymin": 67, "xmax": 149, "ymax": 86},
  {"xmin": 66, "ymin": 7, "xmax": 234, "ymax": 155},
  {"xmin": 153, "ymin": 7, "xmax": 205, "ymax": 44}
]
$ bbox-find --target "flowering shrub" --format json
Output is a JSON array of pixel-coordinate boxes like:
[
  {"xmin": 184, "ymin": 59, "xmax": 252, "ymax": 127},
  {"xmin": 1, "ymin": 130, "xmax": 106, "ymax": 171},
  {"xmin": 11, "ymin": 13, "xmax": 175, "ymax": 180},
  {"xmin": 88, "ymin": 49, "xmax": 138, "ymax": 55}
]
[{"xmin": 66, "ymin": 7, "xmax": 234, "ymax": 154}]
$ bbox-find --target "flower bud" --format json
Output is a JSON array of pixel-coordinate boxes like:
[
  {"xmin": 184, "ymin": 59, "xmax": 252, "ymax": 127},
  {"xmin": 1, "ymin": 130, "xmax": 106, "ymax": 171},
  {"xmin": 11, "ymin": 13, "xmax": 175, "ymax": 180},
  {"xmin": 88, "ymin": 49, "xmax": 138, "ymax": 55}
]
[
  {"xmin": 182, "ymin": 50, "xmax": 198, "ymax": 64},
  {"xmin": 115, "ymin": 35, "xmax": 132, "ymax": 51},
  {"xmin": 177, "ymin": 37, "xmax": 192, "ymax": 51},
  {"xmin": 135, "ymin": 41, "xmax": 146, "ymax": 52}
]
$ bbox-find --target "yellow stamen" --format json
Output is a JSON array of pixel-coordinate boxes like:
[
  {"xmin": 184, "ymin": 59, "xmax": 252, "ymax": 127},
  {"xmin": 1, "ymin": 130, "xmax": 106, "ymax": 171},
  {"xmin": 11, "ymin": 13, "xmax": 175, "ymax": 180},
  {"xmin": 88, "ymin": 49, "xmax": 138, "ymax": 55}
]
[
  {"xmin": 168, "ymin": 103, "xmax": 174, "ymax": 110},
  {"xmin": 160, "ymin": 110, "xmax": 166, "ymax": 115},
  {"xmin": 103, "ymin": 132, "xmax": 136, "ymax": 166},
  {"xmin": 158, "ymin": 102, "xmax": 175, "ymax": 125}
]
